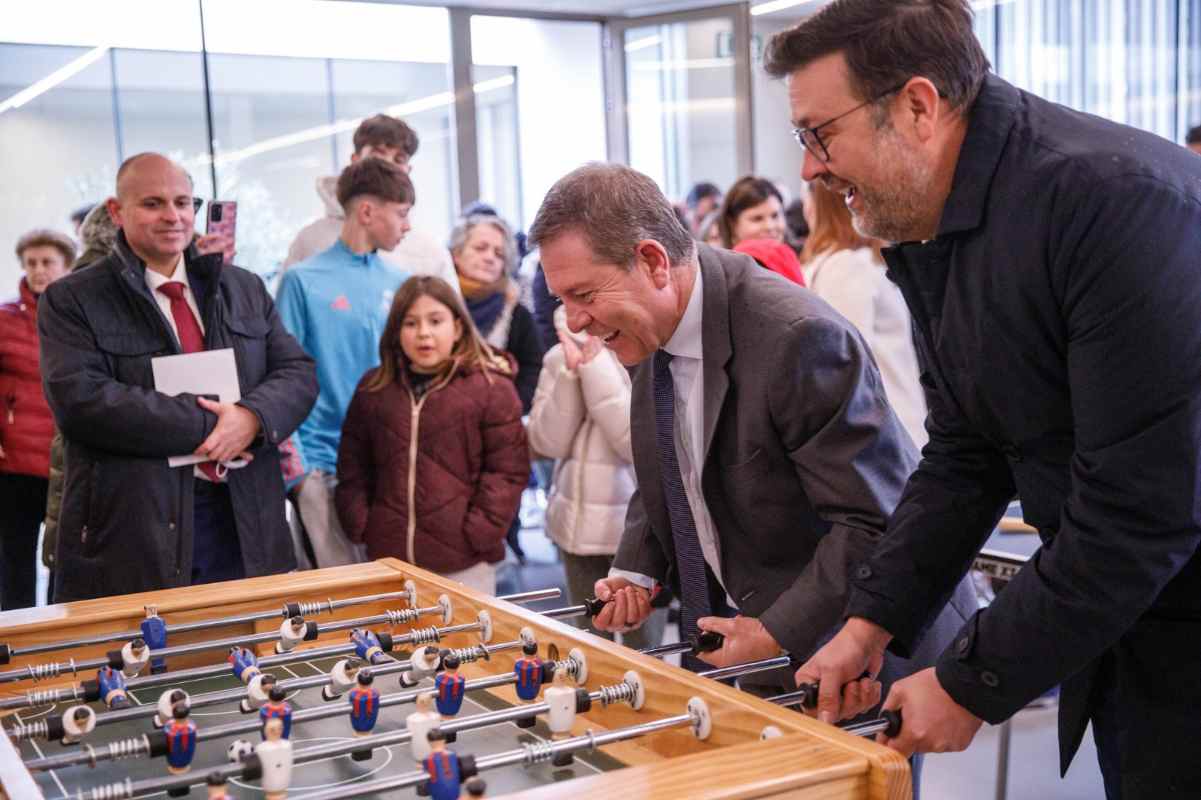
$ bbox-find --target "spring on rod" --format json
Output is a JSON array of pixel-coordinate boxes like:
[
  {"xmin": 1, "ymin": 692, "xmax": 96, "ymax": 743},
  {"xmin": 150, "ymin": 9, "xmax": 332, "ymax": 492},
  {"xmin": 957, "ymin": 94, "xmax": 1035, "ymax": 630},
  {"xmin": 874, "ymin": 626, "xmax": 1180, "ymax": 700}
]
[
  {"xmin": 4, "ymin": 718, "xmax": 49, "ymax": 743},
  {"xmin": 77, "ymin": 778, "xmax": 134, "ymax": 800},
  {"xmin": 406, "ymin": 626, "xmax": 442, "ymax": 647},
  {"xmin": 291, "ymin": 598, "xmax": 335, "ymax": 617},
  {"xmin": 25, "ymin": 658, "xmax": 78, "ymax": 683},
  {"xmin": 384, "ymin": 607, "xmax": 422, "ymax": 626},
  {"xmin": 596, "ymin": 680, "xmax": 636, "ymax": 707}
]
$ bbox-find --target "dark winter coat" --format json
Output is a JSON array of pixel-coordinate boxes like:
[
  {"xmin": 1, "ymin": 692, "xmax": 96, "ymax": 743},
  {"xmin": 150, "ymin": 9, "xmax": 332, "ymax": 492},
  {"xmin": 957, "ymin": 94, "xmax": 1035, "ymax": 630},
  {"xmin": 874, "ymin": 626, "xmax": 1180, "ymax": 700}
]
[
  {"xmin": 0, "ymin": 279, "xmax": 53, "ymax": 479},
  {"xmin": 335, "ymin": 363, "xmax": 529, "ymax": 574},
  {"xmin": 38, "ymin": 233, "xmax": 318, "ymax": 601},
  {"xmin": 845, "ymin": 75, "xmax": 1201, "ymax": 783}
]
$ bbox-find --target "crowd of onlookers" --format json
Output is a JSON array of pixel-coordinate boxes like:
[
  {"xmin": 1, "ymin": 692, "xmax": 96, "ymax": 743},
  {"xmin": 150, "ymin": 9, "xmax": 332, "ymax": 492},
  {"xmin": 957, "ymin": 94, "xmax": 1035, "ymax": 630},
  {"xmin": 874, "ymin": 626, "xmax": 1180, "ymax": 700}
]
[
  {"xmin": 0, "ymin": 108, "xmax": 965, "ymax": 621},
  {"xmin": 3, "ymin": 109, "xmax": 1193, "ymax": 616}
]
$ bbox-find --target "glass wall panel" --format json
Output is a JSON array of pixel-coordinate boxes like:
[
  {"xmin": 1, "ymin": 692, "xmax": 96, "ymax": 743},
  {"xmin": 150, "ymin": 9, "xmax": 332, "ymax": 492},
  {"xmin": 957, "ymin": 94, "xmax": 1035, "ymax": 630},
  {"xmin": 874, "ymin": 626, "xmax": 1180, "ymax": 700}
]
[
  {"xmin": 471, "ymin": 16, "xmax": 606, "ymax": 231},
  {"xmin": 623, "ymin": 17, "xmax": 739, "ymax": 202}
]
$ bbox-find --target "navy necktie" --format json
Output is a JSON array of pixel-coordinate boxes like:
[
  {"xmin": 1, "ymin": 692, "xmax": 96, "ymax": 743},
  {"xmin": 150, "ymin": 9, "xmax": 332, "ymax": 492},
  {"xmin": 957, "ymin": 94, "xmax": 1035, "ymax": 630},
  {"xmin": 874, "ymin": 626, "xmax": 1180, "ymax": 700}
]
[{"xmin": 653, "ymin": 350, "xmax": 712, "ymax": 671}]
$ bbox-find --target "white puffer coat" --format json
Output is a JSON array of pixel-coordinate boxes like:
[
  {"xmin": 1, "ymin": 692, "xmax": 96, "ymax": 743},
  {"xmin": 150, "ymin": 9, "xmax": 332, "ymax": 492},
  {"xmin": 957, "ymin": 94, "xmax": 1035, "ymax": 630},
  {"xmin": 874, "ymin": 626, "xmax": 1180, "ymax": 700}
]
[{"xmin": 527, "ymin": 316, "xmax": 636, "ymax": 556}]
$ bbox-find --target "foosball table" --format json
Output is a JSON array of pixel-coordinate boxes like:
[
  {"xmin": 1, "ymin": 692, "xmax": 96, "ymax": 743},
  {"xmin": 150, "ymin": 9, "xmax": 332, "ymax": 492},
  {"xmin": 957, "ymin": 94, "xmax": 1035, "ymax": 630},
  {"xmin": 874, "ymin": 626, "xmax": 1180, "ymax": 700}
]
[{"xmin": 0, "ymin": 559, "xmax": 910, "ymax": 799}]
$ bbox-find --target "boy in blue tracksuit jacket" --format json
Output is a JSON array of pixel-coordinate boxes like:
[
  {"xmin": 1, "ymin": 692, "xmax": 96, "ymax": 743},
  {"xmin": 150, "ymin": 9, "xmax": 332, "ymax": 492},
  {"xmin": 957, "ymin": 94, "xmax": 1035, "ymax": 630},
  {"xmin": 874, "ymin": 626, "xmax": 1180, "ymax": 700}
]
[{"xmin": 276, "ymin": 158, "xmax": 415, "ymax": 567}]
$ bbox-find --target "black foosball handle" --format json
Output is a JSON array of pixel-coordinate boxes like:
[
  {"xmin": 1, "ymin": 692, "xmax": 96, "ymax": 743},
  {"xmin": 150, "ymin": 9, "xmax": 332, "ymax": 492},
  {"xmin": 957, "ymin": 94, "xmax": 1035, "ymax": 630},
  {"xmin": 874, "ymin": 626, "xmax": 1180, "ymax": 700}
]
[
  {"xmin": 881, "ymin": 708, "xmax": 902, "ymax": 738},
  {"xmin": 582, "ymin": 597, "xmax": 609, "ymax": 616},
  {"xmin": 795, "ymin": 670, "xmax": 874, "ymax": 710},
  {"xmin": 693, "ymin": 630, "xmax": 725, "ymax": 653}
]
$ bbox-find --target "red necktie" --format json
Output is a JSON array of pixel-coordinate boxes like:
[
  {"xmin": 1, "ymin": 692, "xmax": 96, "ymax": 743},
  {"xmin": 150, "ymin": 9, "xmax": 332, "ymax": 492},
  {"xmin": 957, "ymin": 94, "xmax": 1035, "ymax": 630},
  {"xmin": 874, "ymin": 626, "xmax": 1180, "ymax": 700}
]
[{"xmin": 156, "ymin": 281, "xmax": 221, "ymax": 481}]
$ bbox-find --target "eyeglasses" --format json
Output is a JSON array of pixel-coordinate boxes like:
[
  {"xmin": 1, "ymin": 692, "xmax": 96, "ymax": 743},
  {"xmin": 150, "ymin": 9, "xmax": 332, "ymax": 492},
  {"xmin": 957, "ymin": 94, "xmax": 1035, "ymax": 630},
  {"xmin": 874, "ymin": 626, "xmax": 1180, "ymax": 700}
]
[{"xmin": 791, "ymin": 82, "xmax": 908, "ymax": 163}]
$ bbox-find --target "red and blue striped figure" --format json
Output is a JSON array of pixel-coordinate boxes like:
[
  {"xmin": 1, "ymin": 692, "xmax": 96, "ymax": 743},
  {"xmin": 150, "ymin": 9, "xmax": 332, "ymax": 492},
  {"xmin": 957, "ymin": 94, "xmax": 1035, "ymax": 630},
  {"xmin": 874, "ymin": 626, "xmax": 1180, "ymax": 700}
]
[
  {"xmin": 141, "ymin": 608, "xmax": 168, "ymax": 674},
  {"xmin": 227, "ymin": 647, "xmax": 260, "ymax": 684},
  {"xmin": 513, "ymin": 642, "xmax": 544, "ymax": 702},
  {"xmin": 259, "ymin": 685, "xmax": 293, "ymax": 740},
  {"xmin": 164, "ymin": 702, "xmax": 197, "ymax": 775},
  {"xmin": 422, "ymin": 731, "xmax": 463, "ymax": 800},
  {"xmin": 97, "ymin": 666, "xmax": 130, "ymax": 710},
  {"xmin": 347, "ymin": 670, "xmax": 380, "ymax": 736},
  {"xmin": 434, "ymin": 653, "xmax": 466, "ymax": 716},
  {"xmin": 351, "ymin": 629, "xmax": 388, "ymax": 665}
]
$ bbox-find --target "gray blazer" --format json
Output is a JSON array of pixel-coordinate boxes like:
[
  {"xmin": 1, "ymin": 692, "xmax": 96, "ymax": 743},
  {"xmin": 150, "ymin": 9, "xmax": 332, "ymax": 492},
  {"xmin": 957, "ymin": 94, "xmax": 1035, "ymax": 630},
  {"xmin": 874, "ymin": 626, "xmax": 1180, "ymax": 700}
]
[{"xmin": 615, "ymin": 244, "xmax": 975, "ymax": 679}]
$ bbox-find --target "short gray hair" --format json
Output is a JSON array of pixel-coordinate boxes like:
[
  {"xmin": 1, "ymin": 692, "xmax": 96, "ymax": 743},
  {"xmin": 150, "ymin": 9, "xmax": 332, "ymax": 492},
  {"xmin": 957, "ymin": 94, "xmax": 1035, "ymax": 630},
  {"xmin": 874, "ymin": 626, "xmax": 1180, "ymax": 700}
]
[
  {"xmin": 448, "ymin": 213, "xmax": 518, "ymax": 276},
  {"xmin": 529, "ymin": 163, "xmax": 695, "ymax": 269}
]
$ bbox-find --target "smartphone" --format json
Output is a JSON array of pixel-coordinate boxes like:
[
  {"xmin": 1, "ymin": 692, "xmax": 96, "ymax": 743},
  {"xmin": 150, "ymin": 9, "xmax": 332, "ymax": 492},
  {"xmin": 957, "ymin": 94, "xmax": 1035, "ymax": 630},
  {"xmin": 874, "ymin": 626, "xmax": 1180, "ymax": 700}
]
[{"xmin": 206, "ymin": 201, "xmax": 237, "ymax": 265}]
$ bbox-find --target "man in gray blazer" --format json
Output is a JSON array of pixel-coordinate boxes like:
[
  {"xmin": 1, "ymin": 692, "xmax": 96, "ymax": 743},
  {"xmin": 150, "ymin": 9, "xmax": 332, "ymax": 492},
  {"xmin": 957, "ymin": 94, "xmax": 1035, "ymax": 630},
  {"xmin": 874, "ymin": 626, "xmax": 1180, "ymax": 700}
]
[{"xmin": 532, "ymin": 164, "xmax": 974, "ymax": 704}]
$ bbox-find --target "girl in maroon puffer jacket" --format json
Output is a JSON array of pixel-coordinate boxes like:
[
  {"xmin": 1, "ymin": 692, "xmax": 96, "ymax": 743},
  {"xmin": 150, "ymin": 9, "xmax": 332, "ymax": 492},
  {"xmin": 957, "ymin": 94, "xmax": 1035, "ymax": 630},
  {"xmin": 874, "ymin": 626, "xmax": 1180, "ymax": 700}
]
[{"xmin": 336, "ymin": 276, "xmax": 529, "ymax": 594}]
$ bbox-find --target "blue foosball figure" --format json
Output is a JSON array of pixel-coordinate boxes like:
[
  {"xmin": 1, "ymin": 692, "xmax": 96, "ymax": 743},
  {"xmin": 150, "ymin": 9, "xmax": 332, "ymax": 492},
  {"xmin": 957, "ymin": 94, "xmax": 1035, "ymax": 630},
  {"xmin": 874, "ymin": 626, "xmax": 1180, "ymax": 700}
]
[
  {"xmin": 141, "ymin": 606, "xmax": 168, "ymax": 674},
  {"xmin": 164, "ymin": 702, "xmax": 197, "ymax": 775},
  {"xmin": 513, "ymin": 642, "xmax": 544, "ymax": 702},
  {"xmin": 259, "ymin": 685, "xmax": 293, "ymax": 740},
  {"xmin": 97, "ymin": 666, "xmax": 130, "ymax": 710},
  {"xmin": 351, "ymin": 628, "xmax": 388, "ymax": 665},
  {"xmin": 434, "ymin": 654, "xmax": 466, "ymax": 716},
  {"xmin": 227, "ymin": 647, "xmax": 261, "ymax": 684},
  {"xmin": 348, "ymin": 670, "xmax": 380, "ymax": 736},
  {"xmin": 422, "ymin": 729, "xmax": 476, "ymax": 800}
]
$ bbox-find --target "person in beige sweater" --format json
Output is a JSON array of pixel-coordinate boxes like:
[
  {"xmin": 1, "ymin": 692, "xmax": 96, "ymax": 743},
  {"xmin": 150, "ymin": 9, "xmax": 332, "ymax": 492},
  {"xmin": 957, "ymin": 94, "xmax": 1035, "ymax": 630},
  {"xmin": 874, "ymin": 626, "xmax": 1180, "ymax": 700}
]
[{"xmin": 527, "ymin": 307, "xmax": 665, "ymax": 650}]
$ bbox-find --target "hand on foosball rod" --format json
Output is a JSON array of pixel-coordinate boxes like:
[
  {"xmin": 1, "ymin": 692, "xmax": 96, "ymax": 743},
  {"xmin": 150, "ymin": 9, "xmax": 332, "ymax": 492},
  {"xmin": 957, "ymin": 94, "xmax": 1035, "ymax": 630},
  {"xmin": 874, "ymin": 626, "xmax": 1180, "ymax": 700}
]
[
  {"xmin": 794, "ymin": 616, "xmax": 889, "ymax": 724},
  {"xmin": 590, "ymin": 578, "xmax": 653, "ymax": 634},
  {"xmin": 693, "ymin": 615, "xmax": 784, "ymax": 668},
  {"xmin": 875, "ymin": 667, "xmax": 982, "ymax": 756}
]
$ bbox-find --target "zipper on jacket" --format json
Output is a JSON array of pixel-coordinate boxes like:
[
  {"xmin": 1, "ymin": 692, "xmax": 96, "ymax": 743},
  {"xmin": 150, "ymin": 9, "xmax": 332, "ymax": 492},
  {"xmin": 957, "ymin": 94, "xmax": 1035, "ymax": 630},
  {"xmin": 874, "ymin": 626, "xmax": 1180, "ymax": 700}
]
[{"xmin": 406, "ymin": 396, "xmax": 426, "ymax": 564}]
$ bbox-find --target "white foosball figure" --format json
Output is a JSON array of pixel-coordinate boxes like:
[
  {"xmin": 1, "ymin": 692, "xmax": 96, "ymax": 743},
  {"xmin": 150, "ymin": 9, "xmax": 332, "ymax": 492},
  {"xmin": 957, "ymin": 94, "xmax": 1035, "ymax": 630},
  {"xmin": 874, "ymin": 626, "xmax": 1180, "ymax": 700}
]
[
  {"xmin": 406, "ymin": 691, "xmax": 442, "ymax": 762},
  {"xmin": 120, "ymin": 638, "xmax": 151, "ymax": 678},
  {"xmin": 544, "ymin": 667, "xmax": 578, "ymax": 767},
  {"xmin": 321, "ymin": 657, "xmax": 361, "ymax": 701},
  {"xmin": 241, "ymin": 673, "xmax": 278, "ymax": 713},
  {"xmin": 275, "ymin": 616, "xmax": 307, "ymax": 654},
  {"xmin": 154, "ymin": 689, "xmax": 190, "ymax": 727},
  {"xmin": 256, "ymin": 716, "xmax": 293, "ymax": 800},
  {"xmin": 401, "ymin": 646, "xmax": 441, "ymax": 687},
  {"xmin": 61, "ymin": 705, "xmax": 96, "ymax": 745}
]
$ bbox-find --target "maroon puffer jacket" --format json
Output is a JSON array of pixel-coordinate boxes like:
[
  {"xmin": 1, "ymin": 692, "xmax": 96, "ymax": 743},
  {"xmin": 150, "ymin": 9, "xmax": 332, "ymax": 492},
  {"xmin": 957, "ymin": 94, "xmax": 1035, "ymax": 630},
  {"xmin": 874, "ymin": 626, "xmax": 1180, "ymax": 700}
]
[
  {"xmin": 0, "ymin": 279, "xmax": 53, "ymax": 479},
  {"xmin": 335, "ymin": 362, "xmax": 530, "ymax": 573}
]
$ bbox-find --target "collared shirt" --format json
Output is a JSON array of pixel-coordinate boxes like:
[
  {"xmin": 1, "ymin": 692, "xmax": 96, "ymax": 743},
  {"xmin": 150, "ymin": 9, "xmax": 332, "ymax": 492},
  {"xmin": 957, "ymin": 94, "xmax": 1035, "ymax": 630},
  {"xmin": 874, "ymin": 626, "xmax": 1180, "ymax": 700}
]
[
  {"xmin": 610, "ymin": 266, "xmax": 736, "ymax": 607},
  {"xmin": 144, "ymin": 254, "xmax": 205, "ymax": 342}
]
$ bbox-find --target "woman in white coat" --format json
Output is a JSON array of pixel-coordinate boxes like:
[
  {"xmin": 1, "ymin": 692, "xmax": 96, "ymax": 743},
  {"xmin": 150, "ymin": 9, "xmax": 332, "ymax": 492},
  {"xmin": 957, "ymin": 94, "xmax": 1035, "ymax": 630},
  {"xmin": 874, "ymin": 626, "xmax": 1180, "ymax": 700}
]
[
  {"xmin": 800, "ymin": 182, "xmax": 928, "ymax": 450},
  {"xmin": 527, "ymin": 307, "xmax": 666, "ymax": 650}
]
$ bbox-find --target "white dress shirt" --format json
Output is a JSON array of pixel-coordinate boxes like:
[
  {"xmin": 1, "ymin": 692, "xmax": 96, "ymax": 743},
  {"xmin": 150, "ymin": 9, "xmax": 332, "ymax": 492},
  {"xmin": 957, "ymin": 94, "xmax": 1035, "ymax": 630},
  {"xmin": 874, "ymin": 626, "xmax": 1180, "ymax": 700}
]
[
  {"xmin": 610, "ymin": 267, "xmax": 736, "ymax": 607},
  {"xmin": 143, "ymin": 254, "xmax": 206, "ymax": 341}
]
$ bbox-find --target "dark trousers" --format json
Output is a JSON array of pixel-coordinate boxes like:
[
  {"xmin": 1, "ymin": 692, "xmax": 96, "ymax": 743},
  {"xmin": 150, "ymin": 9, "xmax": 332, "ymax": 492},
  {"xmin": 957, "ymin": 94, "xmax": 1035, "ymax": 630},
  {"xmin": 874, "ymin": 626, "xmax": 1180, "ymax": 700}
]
[
  {"xmin": 192, "ymin": 481, "xmax": 245, "ymax": 585},
  {"xmin": 0, "ymin": 473, "xmax": 48, "ymax": 610}
]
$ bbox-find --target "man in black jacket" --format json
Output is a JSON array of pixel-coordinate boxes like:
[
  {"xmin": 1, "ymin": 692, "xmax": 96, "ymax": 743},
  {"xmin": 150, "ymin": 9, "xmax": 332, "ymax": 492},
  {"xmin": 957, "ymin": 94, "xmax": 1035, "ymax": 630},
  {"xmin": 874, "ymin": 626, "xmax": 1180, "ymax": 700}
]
[
  {"xmin": 39, "ymin": 153, "xmax": 318, "ymax": 601},
  {"xmin": 767, "ymin": 2, "xmax": 1201, "ymax": 797}
]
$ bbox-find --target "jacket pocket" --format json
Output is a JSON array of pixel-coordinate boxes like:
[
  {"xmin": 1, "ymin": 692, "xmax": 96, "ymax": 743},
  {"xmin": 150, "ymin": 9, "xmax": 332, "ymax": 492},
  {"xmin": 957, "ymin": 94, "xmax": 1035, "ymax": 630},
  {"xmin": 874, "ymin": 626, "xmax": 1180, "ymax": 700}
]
[
  {"xmin": 95, "ymin": 332, "xmax": 167, "ymax": 386},
  {"xmin": 225, "ymin": 315, "xmax": 269, "ymax": 387}
]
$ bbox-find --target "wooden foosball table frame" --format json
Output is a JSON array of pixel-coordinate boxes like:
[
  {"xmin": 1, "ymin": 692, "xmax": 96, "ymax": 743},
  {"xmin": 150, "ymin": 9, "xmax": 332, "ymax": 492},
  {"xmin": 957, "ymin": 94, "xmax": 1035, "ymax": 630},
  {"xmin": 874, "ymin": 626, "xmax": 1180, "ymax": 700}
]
[{"xmin": 0, "ymin": 559, "xmax": 910, "ymax": 799}]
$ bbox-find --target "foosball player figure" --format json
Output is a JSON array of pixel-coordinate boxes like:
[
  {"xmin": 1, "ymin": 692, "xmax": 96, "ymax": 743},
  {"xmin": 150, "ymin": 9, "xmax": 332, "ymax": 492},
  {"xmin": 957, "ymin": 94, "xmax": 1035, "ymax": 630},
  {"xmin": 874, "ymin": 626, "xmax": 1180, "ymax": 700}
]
[
  {"xmin": 513, "ymin": 641, "xmax": 548, "ymax": 728},
  {"xmin": 322, "ymin": 656, "xmax": 362, "ymax": 701},
  {"xmin": 351, "ymin": 628, "xmax": 388, "ymax": 665},
  {"xmin": 465, "ymin": 778, "xmax": 487, "ymax": 798},
  {"xmin": 348, "ymin": 669, "xmax": 380, "ymax": 761},
  {"xmin": 142, "ymin": 605, "xmax": 169, "ymax": 674},
  {"xmin": 120, "ymin": 637, "xmax": 151, "ymax": 677},
  {"xmin": 206, "ymin": 771, "xmax": 234, "ymax": 800},
  {"xmin": 164, "ymin": 702, "xmax": 198, "ymax": 775},
  {"xmin": 434, "ymin": 653, "xmax": 466, "ymax": 717},
  {"xmin": 544, "ymin": 667, "xmax": 578, "ymax": 767},
  {"xmin": 155, "ymin": 689, "xmax": 190, "ymax": 727},
  {"xmin": 228, "ymin": 646, "xmax": 261, "ymax": 684},
  {"xmin": 276, "ymin": 615, "xmax": 308, "ymax": 653},
  {"xmin": 419, "ymin": 728, "xmax": 477, "ymax": 800},
  {"xmin": 61, "ymin": 705, "xmax": 96, "ymax": 745},
  {"xmin": 97, "ymin": 665, "xmax": 131, "ymax": 710},
  {"xmin": 402, "ymin": 645, "xmax": 441, "ymax": 687},
  {"xmin": 407, "ymin": 692, "xmax": 442, "ymax": 762},
  {"xmin": 257, "ymin": 716, "xmax": 294, "ymax": 800},
  {"xmin": 259, "ymin": 685, "xmax": 293, "ymax": 740},
  {"xmin": 241, "ymin": 672, "xmax": 278, "ymax": 713}
]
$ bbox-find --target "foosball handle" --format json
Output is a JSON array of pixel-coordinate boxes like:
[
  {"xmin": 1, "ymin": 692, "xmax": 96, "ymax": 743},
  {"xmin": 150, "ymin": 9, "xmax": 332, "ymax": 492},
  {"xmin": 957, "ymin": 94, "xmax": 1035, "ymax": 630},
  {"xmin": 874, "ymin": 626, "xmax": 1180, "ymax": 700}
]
[
  {"xmin": 796, "ymin": 670, "xmax": 873, "ymax": 710},
  {"xmin": 693, "ymin": 631, "xmax": 725, "ymax": 654},
  {"xmin": 582, "ymin": 597, "xmax": 610, "ymax": 616},
  {"xmin": 881, "ymin": 708, "xmax": 902, "ymax": 738},
  {"xmin": 0, "ymin": 644, "xmax": 10, "ymax": 666}
]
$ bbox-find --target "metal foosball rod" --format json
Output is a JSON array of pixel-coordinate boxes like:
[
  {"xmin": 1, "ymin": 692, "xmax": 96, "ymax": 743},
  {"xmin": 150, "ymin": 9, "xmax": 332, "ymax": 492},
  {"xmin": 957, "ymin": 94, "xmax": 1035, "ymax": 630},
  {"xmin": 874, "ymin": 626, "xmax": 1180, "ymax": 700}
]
[
  {"xmin": 764, "ymin": 683, "xmax": 903, "ymax": 739},
  {"xmin": 84, "ymin": 656, "xmax": 609, "ymax": 799},
  {"xmin": 0, "ymin": 588, "xmax": 555, "ymax": 711},
  {"xmin": 0, "ymin": 587, "xmax": 560, "ymax": 685},
  {"xmin": 21, "ymin": 639, "xmax": 565, "ymax": 772},
  {"xmin": 0, "ymin": 585, "xmax": 441, "ymax": 665}
]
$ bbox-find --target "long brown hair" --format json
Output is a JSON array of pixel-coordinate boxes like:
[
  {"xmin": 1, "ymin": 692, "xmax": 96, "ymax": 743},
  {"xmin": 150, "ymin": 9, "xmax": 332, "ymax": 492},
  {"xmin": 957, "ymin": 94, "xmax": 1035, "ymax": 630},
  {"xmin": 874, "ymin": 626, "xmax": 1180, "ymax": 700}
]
[
  {"xmin": 799, "ymin": 182, "xmax": 884, "ymax": 265},
  {"xmin": 364, "ymin": 276, "xmax": 511, "ymax": 392}
]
